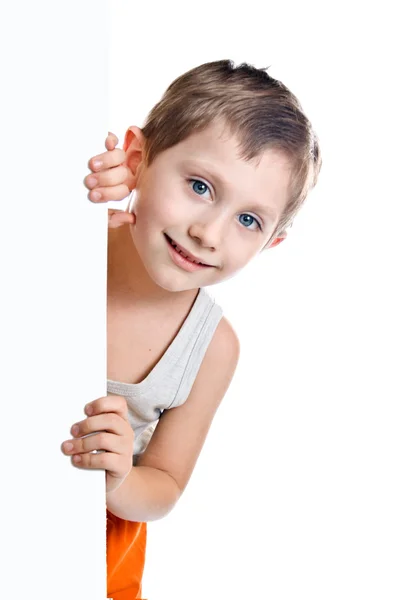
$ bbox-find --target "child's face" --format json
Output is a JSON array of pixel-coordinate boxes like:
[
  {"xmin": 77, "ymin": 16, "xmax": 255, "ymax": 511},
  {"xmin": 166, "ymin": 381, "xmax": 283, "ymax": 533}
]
[{"xmin": 128, "ymin": 121, "xmax": 292, "ymax": 292}]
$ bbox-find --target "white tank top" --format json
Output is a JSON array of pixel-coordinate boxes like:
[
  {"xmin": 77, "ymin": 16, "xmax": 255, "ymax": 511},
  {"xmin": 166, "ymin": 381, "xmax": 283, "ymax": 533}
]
[{"xmin": 107, "ymin": 288, "xmax": 223, "ymax": 459}]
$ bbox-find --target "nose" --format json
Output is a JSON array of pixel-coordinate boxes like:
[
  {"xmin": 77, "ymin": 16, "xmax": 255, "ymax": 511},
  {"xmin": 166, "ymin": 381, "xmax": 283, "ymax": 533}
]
[{"xmin": 188, "ymin": 217, "xmax": 226, "ymax": 251}]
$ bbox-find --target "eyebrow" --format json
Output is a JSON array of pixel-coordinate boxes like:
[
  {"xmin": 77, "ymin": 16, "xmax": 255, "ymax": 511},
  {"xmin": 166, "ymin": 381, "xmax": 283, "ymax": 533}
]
[
  {"xmin": 181, "ymin": 159, "xmax": 278, "ymax": 222},
  {"xmin": 181, "ymin": 159, "xmax": 226, "ymax": 187}
]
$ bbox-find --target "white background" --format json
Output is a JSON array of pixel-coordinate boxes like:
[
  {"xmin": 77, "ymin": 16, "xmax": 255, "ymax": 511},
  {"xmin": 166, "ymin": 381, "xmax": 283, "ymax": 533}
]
[
  {"xmin": 1, "ymin": 1, "xmax": 398, "ymax": 599},
  {"xmin": 109, "ymin": 2, "xmax": 399, "ymax": 599}
]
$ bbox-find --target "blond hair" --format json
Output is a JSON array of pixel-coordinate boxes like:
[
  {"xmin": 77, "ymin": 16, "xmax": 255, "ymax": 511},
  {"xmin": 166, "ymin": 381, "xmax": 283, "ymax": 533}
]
[{"xmin": 142, "ymin": 60, "xmax": 322, "ymax": 239}]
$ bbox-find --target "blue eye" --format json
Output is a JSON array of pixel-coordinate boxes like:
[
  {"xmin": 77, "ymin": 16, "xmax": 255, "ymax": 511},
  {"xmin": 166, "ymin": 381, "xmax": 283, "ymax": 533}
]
[
  {"xmin": 238, "ymin": 213, "xmax": 261, "ymax": 231},
  {"xmin": 191, "ymin": 179, "xmax": 210, "ymax": 196}
]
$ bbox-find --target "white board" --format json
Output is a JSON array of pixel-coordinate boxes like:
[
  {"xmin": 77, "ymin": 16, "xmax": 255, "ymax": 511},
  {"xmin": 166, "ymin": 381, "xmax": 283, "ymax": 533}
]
[{"xmin": 1, "ymin": 2, "xmax": 109, "ymax": 598}]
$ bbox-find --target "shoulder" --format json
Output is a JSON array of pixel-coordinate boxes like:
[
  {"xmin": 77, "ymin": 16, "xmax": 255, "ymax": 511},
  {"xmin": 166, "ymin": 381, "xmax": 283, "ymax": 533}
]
[
  {"xmin": 190, "ymin": 315, "xmax": 240, "ymax": 402},
  {"xmin": 206, "ymin": 316, "xmax": 240, "ymax": 368}
]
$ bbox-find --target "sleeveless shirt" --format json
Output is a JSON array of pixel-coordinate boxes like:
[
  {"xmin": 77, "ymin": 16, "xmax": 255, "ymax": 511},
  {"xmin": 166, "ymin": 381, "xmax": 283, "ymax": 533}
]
[{"xmin": 106, "ymin": 287, "xmax": 223, "ymax": 460}]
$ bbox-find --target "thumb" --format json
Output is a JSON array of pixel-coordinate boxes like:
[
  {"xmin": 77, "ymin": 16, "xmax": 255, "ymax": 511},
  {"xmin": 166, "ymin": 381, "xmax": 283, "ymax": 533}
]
[{"xmin": 108, "ymin": 209, "xmax": 136, "ymax": 229}]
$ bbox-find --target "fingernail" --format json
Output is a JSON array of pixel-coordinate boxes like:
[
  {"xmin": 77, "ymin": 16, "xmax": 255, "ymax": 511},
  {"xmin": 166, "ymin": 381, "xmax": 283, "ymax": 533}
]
[
  {"xmin": 63, "ymin": 442, "xmax": 73, "ymax": 452},
  {"xmin": 91, "ymin": 191, "xmax": 101, "ymax": 201},
  {"xmin": 85, "ymin": 404, "xmax": 93, "ymax": 415},
  {"xmin": 92, "ymin": 160, "xmax": 103, "ymax": 170},
  {"xmin": 86, "ymin": 176, "xmax": 97, "ymax": 188},
  {"xmin": 71, "ymin": 425, "xmax": 79, "ymax": 436},
  {"xmin": 73, "ymin": 455, "xmax": 82, "ymax": 463}
]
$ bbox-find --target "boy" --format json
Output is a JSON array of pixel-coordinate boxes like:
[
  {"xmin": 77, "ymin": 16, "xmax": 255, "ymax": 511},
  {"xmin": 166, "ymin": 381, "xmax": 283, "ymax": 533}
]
[{"xmin": 62, "ymin": 60, "xmax": 321, "ymax": 598}]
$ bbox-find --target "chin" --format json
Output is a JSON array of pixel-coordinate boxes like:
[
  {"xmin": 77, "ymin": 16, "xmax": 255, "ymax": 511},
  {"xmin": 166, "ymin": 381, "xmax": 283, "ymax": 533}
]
[
  {"xmin": 155, "ymin": 277, "xmax": 186, "ymax": 293},
  {"xmin": 143, "ymin": 264, "xmax": 192, "ymax": 293}
]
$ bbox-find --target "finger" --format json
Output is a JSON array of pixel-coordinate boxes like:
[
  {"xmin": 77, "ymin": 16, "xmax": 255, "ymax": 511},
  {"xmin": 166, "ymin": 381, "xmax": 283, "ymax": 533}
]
[
  {"xmin": 70, "ymin": 449, "xmax": 122, "ymax": 472},
  {"xmin": 87, "ymin": 184, "xmax": 131, "ymax": 203},
  {"xmin": 105, "ymin": 132, "xmax": 118, "ymax": 151},
  {"xmin": 85, "ymin": 165, "xmax": 129, "ymax": 190},
  {"xmin": 88, "ymin": 148, "xmax": 126, "ymax": 173},
  {"xmin": 63, "ymin": 431, "xmax": 124, "ymax": 456},
  {"xmin": 108, "ymin": 210, "xmax": 136, "ymax": 229},
  {"xmin": 70, "ymin": 413, "xmax": 128, "ymax": 437},
  {"xmin": 85, "ymin": 395, "xmax": 129, "ymax": 420},
  {"xmin": 71, "ymin": 452, "xmax": 116, "ymax": 470}
]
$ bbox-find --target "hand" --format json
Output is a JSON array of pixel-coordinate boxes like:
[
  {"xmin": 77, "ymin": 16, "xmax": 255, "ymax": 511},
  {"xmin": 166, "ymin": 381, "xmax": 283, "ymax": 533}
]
[
  {"xmin": 62, "ymin": 395, "xmax": 135, "ymax": 493},
  {"xmin": 84, "ymin": 132, "xmax": 136, "ymax": 229}
]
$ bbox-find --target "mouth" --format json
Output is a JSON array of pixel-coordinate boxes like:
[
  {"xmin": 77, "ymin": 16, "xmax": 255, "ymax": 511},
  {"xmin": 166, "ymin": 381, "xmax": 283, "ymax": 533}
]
[{"xmin": 164, "ymin": 234, "xmax": 214, "ymax": 271}]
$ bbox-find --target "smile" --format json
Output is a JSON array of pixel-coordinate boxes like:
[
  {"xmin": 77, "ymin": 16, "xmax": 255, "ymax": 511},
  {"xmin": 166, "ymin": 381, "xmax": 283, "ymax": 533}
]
[{"xmin": 164, "ymin": 234, "xmax": 214, "ymax": 272}]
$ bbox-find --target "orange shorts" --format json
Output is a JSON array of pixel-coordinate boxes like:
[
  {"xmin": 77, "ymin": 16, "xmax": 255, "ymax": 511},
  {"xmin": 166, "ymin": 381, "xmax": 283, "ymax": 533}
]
[{"xmin": 107, "ymin": 509, "xmax": 147, "ymax": 600}]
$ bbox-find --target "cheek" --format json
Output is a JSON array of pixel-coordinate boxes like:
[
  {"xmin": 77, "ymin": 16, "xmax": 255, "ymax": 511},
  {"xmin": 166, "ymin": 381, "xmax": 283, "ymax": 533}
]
[
  {"xmin": 135, "ymin": 183, "xmax": 183, "ymax": 227},
  {"xmin": 224, "ymin": 238, "xmax": 260, "ymax": 272}
]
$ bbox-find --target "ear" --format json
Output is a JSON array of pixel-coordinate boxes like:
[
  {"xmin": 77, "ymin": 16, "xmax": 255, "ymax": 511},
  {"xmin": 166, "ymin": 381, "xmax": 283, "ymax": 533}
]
[
  {"xmin": 123, "ymin": 126, "xmax": 146, "ymax": 186},
  {"xmin": 264, "ymin": 230, "xmax": 288, "ymax": 250}
]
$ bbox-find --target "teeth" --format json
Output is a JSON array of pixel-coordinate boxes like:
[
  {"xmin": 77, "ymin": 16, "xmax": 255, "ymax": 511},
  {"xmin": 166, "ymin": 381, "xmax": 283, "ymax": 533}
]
[{"xmin": 170, "ymin": 239, "xmax": 203, "ymax": 265}]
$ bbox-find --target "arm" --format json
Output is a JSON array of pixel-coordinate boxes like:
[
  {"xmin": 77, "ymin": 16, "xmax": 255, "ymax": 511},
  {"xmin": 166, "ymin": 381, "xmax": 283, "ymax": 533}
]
[{"xmin": 106, "ymin": 317, "xmax": 240, "ymax": 522}]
